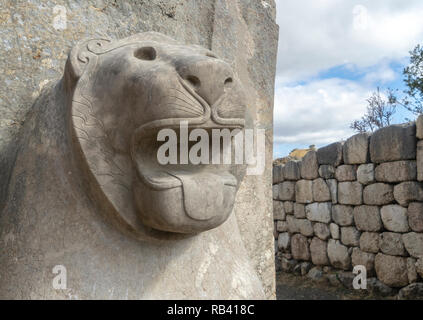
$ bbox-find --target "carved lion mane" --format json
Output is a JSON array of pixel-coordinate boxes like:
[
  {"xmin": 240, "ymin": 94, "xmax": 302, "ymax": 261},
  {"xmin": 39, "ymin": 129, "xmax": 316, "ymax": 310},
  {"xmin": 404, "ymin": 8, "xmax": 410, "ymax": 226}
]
[{"xmin": 64, "ymin": 32, "xmax": 248, "ymax": 241}]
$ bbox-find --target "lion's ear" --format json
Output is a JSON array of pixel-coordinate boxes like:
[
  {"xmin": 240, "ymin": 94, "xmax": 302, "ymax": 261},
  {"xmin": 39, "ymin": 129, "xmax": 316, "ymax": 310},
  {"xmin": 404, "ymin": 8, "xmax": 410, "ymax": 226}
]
[{"xmin": 64, "ymin": 38, "xmax": 112, "ymax": 92}]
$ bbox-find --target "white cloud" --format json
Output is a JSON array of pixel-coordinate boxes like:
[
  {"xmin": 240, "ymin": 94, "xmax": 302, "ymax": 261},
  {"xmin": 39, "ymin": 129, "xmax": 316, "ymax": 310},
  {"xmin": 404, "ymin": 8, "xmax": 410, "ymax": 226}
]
[
  {"xmin": 275, "ymin": 0, "xmax": 423, "ymax": 83},
  {"xmin": 274, "ymin": 78, "xmax": 372, "ymax": 146}
]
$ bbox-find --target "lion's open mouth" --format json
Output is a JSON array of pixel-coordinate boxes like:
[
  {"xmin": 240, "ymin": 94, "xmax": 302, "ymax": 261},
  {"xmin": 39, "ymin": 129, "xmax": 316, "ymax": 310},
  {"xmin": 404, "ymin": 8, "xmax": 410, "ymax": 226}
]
[{"xmin": 131, "ymin": 123, "xmax": 242, "ymax": 222}]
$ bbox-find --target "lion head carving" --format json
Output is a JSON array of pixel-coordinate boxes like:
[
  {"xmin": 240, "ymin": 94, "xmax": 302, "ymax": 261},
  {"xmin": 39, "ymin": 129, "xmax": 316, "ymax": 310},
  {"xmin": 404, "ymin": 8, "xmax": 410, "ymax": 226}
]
[{"xmin": 64, "ymin": 32, "xmax": 249, "ymax": 241}]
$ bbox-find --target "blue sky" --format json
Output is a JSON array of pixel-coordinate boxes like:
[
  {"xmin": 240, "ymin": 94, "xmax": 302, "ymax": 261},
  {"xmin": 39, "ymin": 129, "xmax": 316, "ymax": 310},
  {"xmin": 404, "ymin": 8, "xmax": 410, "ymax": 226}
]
[{"xmin": 273, "ymin": 0, "xmax": 423, "ymax": 159}]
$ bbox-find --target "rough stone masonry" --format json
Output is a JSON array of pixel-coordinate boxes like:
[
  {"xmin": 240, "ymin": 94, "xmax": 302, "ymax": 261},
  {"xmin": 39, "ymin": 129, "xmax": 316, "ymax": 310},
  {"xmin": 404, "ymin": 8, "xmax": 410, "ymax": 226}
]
[{"xmin": 273, "ymin": 117, "xmax": 423, "ymax": 298}]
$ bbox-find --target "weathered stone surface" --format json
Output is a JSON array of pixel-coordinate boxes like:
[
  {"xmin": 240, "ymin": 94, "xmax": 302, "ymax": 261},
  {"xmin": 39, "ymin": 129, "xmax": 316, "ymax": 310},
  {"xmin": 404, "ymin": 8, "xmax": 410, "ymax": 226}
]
[
  {"xmin": 281, "ymin": 257, "xmax": 297, "ymax": 273},
  {"xmin": 417, "ymin": 258, "xmax": 423, "ymax": 278},
  {"xmin": 295, "ymin": 180, "xmax": 313, "ymax": 204},
  {"xmin": 398, "ymin": 283, "xmax": 423, "ymax": 300},
  {"xmin": 291, "ymin": 234, "xmax": 310, "ymax": 261},
  {"xmin": 305, "ymin": 202, "xmax": 332, "ymax": 223},
  {"xmin": 375, "ymin": 254, "xmax": 409, "ymax": 287},
  {"xmin": 313, "ymin": 223, "xmax": 330, "ymax": 240},
  {"xmin": 370, "ymin": 123, "xmax": 416, "ymax": 163},
  {"xmin": 407, "ymin": 202, "xmax": 423, "ymax": 232},
  {"xmin": 407, "ymin": 258, "xmax": 418, "ymax": 284},
  {"xmin": 297, "ymin": 219, "xmax": 314, "ymax": 237},
  {"xmin": 394, "ymin": 181, "xmax": 423, "ymax": 206},
  {"xmin": 353, "ymin": 205, "xmax": 382, "ymax": 232},
  {"xmin": 340, "ymin": 227, "xmax": 361, "ymax": 247},
  {"xmin": 312, "ymin": 178, "xmax": 331, "ymax": 202},
  {"xmin": 307, "ymin": 267, "xmax": 327, "ymax": 283},
  {"xmin": 375, "ymin": 161, "xmax": 417, "ymax": 183},
  {"xmin": 294, "ymin": 203, "xmax": 306, "ymax": 219},
  {"xmin": 363, "ymin": 183, "xmax": 394, "ymax": 205},
  {"xmin": 318, "ymin": 165, "xmax": 335, "ymax": 179},
  {"xmin": 329, "ymin": 223, "xmax": 340, "ymax": 240},
  {"xmin": 332, "ymin": 205, "xmax": 354, "ymax": 226},
  {"xmin": 357, "ymin": 164, "xmax": 375, "ymax": 185},
  {"xmin": 402, "ymin": 232, "xmax": 423, "ymax": 258},
  {"xmin": 283, "ymin": 160, "xmax": 301, "ymax": 181},
  {"xmin": 278, "ymin": 233, "xmax": 290, "ymax": 251},
  {"xmin": 272, "ymin": 164, "xmax": 284, "ymax": 184},
  {"xmin": 300, "ymin": 262, "xmax": 312, "ymax": 276},
  {"xmin": 338, "ymin": 182, "xmax": 362, "ymax": 205},
  {"xmin": 418, "ymin": 140, "xmax": 423, "ymax": 181},
  {"xmin": 276, "ymin": 221, "xmax": 288, "ymax": 232},
  {"xmin": 381, "ymin": 205, "xmax": 410, "ymax": 232},
  {"xmin": 317, "ymin": 142, "xmax": 343, "ymax": 167},
  {"xmin": 327, "ymin": 239, "xmax": 351, "ymax": 270},
  {"xmin": 379, "ymin": 232, "xmax": 407, "ymax": 256},
  {"xmin": 278, "ymin": 181, "xmax": 296, "ymax": 201},
  {"xmin": 0, "ymin": 1, "xmax": 279, "ymax": 299},
  {"xmin": 326, "ymin": 179, "xmax": 338, "ymax": 204},
  {"xmin": 343, "ymin": 132, "xmax": 370, "ymax": 164},
  {"xmin": 272, "ymin": 184, "xmax": 279, "ymax": 200},
  {"xmin": 335, "ymin": 165, "xmax": 357, "ymax": 181},
  {"xmin": 310, "ymin": 238, "xmax": 329, "ymax": 265},
  {"xmin": 351, "ymin": 248, "xmax": 375, "ymax": 272},
  {"xmin": 284, "ymin": 201, "xmax": 294, "ymax": 215},
  {"xmin": 360, "ymin": 232, "xmax": 380, "ymax": 254},
  {"xmin": 300, "ymin": 151, "xmax": 319, "ymax": 180},
  {"xmin": 273, "ymin": 201, "xmax": 286, "ymax": 221},
  {"xmin": 416, "ymin": 114, "xmax": 423, "ymax": 139},
  {"xmin": 286, "ymin": 216, "xmax": 300, "ymax": 234}
]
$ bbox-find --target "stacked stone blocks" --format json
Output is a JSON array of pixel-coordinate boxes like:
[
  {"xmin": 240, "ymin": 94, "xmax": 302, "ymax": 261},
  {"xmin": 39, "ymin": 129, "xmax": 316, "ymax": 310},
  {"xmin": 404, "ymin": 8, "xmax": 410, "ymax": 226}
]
[{"xmin": 274, "ymin": 120, "xmax": 423, "ymax": 290}]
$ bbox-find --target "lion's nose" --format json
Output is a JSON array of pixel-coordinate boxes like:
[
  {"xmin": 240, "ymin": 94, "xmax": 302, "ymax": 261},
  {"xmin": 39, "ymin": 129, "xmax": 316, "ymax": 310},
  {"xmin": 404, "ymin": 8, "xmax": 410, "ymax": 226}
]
[{"xmin": 177, "ymin": 58, "xmax": 234, "ymax": 106}]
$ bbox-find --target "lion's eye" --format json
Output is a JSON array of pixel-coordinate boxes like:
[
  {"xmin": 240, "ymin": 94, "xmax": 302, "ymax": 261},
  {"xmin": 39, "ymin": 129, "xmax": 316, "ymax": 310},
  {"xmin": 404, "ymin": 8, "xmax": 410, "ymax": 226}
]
[{"xmin": 134, "ymin": 47, "xmax": 157, "ymax": 61}]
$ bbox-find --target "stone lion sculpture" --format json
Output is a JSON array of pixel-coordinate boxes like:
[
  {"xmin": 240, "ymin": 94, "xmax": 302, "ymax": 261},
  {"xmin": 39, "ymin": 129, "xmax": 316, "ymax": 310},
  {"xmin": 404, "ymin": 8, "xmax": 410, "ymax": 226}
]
[{"xmin": 0, "ymin": 32, "xmax": 265, "ymax": 299}]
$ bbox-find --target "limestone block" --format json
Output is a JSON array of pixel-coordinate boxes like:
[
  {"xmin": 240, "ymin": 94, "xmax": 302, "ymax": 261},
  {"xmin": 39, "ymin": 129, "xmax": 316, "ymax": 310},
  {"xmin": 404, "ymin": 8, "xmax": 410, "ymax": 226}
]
[
  {"xmin": 407, "ymin": 257, "xmax": 418, "ymax": 284},
  {"xmin": 294, "ymin": 203, "xmax": 306, "ymax": 219},
  {"xmin": 318, "ymin": 165, "xmax": 335, "ymax": 179},
  {"xmin": 338, "ymin": 182, "xmax": 362, "ymax": 205},
  {"xmin": 297, "ymin": 219, "xmax": 314, "ymax": 237},
  {"xmin": 357, "ymin": 163, "xmax": 375, "ymax": 185},
  {"xmin": 284, "ymin": 201, "xmax": 294, "ymax": 215},
  {"xmin": 272, "ymin": 164, "xmax": 284, "ymax": 184},
  {"xmin": 273, "ymin": 200, "xmax": 286, "ymax": 221},
  {"xmin": 278, "ymin": 233, "xmax": 290, "ymax": 251},
  {"xmin": 381, "ymin": 205, "xmax": 410, "ymax": 233},
  {"xmin": 300, "ymin": 151, "xmax": 319, "ymax": 180},
  {"xmin": 310, "ymin": 237, "xmax": 329, "ymax": 266},
  {"xmin": 312, "ymin": 178, "xmax": 331, "ymax": 202},
  {"xmin": 335, "ymin": 165, "xmax": 357, "ymax": 181},
  {"xmin": 351, "ymin": 248, "xmax": 375, "ymax": 272},
  {"xmin": 375, "ymin": 160, "xmax": 416, "ymax": 183},
  {"xmin": 329, "ymin": 223, "xmax": 340, "ymax": 240},
  {"xmin": 272, "ymin": 184, "xmax": 279, "ymax": 200},
  {"xmin": 418, "ymin": 140, "xmax": 423, "ymax": 181},
  {"xmin": 327, "ymin": 179, "xmax": 338, "ymax": 204},
  {"xmin": 332, "ymin": 205, "xmax": 354, "ymax": 226},
  {"xmin": 313, "ymin": 223, "xmax": 330, "ymax": 241},
  {"xmin": 305, "ymin": 202, "xmax": 332, "ymax": 223},
  {"xmin": 363, "ymin": 183, "xmax": 394, "ymax": 205},
  {"xmin": 291, "ymin": 234, "xmax": 310, "ymax": 261},
  {"xmin": 283, "ymin": 160, "xmax": 301, "ymax": 181},
  {"xmin": 416, "ymin": 114, "xmax": 423, "ymax": 139},
  {"xmin": 295, "ymin": 180, "xmax": 313, "ymax": 204},
  {"xmin": 407, "ymin": 202, "xmax": 423, "ymax": 232},
  {"xmin": 340, "ymin": 226, "xmax": 361, "ymax": 247},
  {"xmin": 327, "ymin": 239, "xmax": 351, "ymax": 270},
  {"xmin": 393, "ymin": 181, "xmax": 423, "ymax": 207},
  {"xmin": 317, "ymin": 142, "xmax": 343, "ymax": 167},
  {"xmin": 402, "ymin": 232, "xmax": 423, "ymax": 258},
  {"xmin": 375, "ymin": 254, "xmax": 409, "ymax": 287},
  {"xmin": 343, "ymin": 132, "xmax": 370, "ymax": 164},
  {"xmin": 353, "ymin": 205, "xmax": 382, "ymax": 232},
  {"xmin": 379, "ymin": 232, "xmax": 407, "ymax": 256},
  {"xmin": 360, "ymin": 232, "xmax": 380, "ymax": 254},
  {"xmin": 370, "ymin": 123, "xmax": 416, "ymax": 163},
  {"xmin": 276, "ymin": 221, "xmax": 288, "ymax": 232},
  {"xmin": 278, "ymin": 181, "xmax": 296, "ymax": 201}
]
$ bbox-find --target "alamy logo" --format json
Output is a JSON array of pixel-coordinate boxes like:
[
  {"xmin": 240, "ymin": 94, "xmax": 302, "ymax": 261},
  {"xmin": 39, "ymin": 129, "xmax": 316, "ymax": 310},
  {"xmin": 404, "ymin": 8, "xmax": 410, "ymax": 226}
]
[
  {"xmin": 52, "ymin": 265, "xmax": 67, "ymax": 290},
  {"xmin": 156, "ymin": 121, "xmax": 265, "ymax": 175}
]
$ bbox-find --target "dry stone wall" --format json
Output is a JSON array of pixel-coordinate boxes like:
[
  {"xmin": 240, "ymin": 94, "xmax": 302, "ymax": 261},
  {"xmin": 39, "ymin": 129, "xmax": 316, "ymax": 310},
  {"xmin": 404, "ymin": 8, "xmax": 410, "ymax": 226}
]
[{"xmin": 273, "ymin": 117, "xmax": 423, "ymax": 296}]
